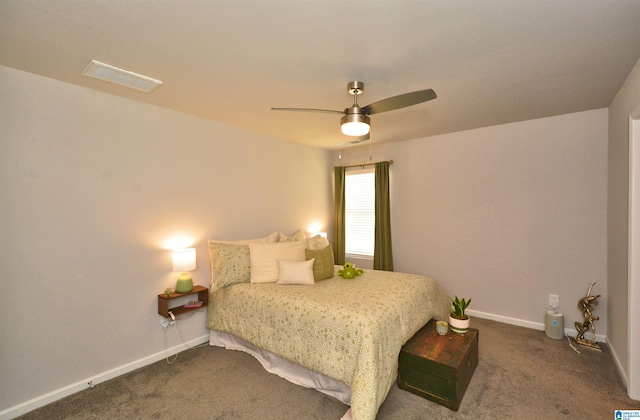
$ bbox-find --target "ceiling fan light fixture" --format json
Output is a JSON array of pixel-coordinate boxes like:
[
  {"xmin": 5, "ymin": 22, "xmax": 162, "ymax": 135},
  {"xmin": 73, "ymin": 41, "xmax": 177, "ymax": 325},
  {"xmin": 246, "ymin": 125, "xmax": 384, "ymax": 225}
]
[
  {"xmin": 273, "ymin": 81, "xmax": 436, "ymax": 142},
  {"xmin": 340, "ymin": 112, "xmax": 370, "ymax": 136}
]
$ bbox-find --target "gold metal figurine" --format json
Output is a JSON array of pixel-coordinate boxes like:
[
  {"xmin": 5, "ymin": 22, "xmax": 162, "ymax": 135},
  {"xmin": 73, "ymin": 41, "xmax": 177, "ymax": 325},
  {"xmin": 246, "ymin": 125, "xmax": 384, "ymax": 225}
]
[{"xmin": 574, "ymin": 282, "xmax": 601, "ymax": 351}]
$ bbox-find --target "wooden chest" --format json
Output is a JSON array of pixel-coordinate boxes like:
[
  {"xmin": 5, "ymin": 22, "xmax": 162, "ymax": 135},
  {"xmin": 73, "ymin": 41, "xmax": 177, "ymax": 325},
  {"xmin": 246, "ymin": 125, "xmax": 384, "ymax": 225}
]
[{"xmin": 398, "ymin": 319, "xmax": 479, "ymax": 411}]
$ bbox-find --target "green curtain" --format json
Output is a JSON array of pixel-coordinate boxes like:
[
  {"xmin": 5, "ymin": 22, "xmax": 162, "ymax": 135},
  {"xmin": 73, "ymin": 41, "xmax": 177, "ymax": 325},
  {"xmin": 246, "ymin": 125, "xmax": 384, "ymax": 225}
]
[
  {"xmin": 374, "ymin": 161, "xmax": 393, "ymax": 271},
  {"xmin": 333, "ymin": 166, "xmax": 346, "ymax": 265}
]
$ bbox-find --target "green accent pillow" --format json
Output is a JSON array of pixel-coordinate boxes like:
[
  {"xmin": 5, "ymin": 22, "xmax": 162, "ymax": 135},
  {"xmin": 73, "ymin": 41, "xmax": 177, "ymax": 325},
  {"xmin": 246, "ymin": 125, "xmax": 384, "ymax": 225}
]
[
  {"xmin": 208, "ymin": 241, "xmax": 251, "ymax": 293},
  {"xmin": 305, "ymin": 244, "xmax": 335, "ymax": 281}
]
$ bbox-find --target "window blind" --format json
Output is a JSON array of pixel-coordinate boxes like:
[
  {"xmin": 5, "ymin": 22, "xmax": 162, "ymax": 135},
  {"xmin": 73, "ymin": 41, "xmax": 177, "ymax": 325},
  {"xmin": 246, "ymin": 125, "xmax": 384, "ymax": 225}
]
[{"xmin": 345, "ymin": 170, "xmax": 375, "ymax": 258}]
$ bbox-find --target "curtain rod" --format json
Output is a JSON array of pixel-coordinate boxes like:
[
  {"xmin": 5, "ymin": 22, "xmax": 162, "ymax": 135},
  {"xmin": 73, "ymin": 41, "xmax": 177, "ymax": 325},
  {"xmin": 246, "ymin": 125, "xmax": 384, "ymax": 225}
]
[{"xmin": 340, "ymin": 160, "xmax": 394, "ymax": 169}]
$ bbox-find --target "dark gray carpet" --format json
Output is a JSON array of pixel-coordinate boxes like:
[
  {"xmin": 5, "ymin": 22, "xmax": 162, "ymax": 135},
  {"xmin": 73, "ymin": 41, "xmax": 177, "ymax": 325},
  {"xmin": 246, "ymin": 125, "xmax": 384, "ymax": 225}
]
[{"xmin": 18, "ymin": 318, "xmax": 640, "ymax": 419}]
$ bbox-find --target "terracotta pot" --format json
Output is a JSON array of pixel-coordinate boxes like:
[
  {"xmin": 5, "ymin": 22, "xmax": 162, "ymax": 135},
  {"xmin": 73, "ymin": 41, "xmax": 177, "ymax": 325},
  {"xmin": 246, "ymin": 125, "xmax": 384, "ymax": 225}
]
[{"xmin": 449, "ymin": 315, "xmax": 470, "ymax": 334}]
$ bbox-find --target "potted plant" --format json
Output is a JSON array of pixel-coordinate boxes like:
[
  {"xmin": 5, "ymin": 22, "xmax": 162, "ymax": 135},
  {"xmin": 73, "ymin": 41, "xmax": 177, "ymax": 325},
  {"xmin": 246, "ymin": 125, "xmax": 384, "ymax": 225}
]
[{"xmin": 449, "ymin": 296, "xmax": 471, "ymax": 334}]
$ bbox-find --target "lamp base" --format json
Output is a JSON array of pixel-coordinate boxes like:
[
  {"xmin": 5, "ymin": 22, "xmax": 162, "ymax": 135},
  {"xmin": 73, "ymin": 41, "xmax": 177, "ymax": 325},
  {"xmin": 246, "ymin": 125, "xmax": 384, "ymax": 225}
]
[{"xmin": 175, "ymin": 273, "xmax": 193, "ymax": 293}]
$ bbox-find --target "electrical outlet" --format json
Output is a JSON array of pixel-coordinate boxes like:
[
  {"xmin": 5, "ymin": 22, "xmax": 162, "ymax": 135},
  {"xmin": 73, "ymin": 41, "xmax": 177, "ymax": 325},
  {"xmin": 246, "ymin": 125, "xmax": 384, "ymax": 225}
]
[
  {"xmin": 160, "ymin": 318, "xmax": 170, "ymax": 329},
  {"xmin": 549, "ymin": 294, "xmax": 559, "ymax": 309}
]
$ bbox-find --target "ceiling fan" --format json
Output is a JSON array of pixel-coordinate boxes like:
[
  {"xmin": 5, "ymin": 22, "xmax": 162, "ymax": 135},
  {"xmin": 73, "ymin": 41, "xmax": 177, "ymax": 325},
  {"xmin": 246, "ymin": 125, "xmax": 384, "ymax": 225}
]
[{"xmin": 272, "ymin": 81, "xmax": 437, "ymax": 139}]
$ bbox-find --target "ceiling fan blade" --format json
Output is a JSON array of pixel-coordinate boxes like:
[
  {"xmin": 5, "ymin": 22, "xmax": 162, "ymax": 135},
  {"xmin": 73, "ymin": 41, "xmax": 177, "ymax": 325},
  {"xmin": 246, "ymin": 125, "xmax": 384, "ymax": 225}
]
[
  {"xmin": 271, "ymin": 107, "xmax": 344, "ymax": 115},
  {"xmin": 362, "ymin": 89, "xmax": 436, "ymax": 115}
]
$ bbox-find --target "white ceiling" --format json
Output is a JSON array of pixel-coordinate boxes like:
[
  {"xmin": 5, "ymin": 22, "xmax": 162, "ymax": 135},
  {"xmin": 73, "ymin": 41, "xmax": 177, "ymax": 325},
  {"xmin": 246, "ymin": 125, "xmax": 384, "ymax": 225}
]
[{"xmin": 2, "ymin": 0, "xmax": 640, "ymax": 150}]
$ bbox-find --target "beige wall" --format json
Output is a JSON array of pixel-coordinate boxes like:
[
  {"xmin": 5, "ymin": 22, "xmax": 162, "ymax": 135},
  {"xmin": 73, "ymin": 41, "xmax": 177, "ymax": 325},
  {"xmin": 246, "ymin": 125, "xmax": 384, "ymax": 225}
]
[
  {"xmin": 0, "ymin": 66, "xmax": 332, "ymax": 413},
  {"xmin": 607, "ymin": 57, "xmax": 640, "ymax": 390},
  {"xmin": 336, "ymin": 109, "xmax": 608, "ymax": 334}
]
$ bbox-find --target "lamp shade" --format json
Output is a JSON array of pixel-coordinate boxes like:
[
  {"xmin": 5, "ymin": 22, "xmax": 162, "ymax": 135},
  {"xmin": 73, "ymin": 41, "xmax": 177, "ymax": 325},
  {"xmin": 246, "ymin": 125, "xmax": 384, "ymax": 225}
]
[
  {"xmin": 172, "ymin": 248, "xmax": 196, "ymax": 272},
  {"xmin": 172, "ymin": 248, "xmax": 196, "ymax": 293}
]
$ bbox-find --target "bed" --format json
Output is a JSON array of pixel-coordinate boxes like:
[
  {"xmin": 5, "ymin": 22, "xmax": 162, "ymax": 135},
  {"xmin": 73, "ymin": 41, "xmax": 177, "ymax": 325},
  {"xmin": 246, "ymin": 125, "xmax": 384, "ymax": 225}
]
[{"xmin": 206, "ymin": 236, "xmax": 449, "ymax": 420}]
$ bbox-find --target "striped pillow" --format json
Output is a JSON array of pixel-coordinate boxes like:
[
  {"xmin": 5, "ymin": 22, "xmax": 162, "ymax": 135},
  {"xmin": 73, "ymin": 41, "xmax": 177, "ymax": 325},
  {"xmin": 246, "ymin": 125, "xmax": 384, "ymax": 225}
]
[{"xmin": 305, "ymin": 245, "xmax": 335, "ymax": 281}]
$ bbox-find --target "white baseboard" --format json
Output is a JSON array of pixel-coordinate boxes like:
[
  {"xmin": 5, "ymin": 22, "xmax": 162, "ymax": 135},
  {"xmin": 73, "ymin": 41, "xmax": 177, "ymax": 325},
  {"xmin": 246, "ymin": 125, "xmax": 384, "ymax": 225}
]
[
  {"xmin": 0, "ymin": 335, "xmax": 209, "ymax": 420},
  {"xmin": 606, "ymin": 335, "xmax": 629, "ymax": 388},
  {"xmin": 467, "ymin": 309, "xmax": 607, "ymax": 343}
]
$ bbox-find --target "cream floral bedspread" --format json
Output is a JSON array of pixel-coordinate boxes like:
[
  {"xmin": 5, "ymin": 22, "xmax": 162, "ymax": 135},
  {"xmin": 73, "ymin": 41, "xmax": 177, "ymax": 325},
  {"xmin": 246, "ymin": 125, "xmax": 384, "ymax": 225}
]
[{"xmin": 207, "ymin": 266, "xmax": 449, "ymax": 420}]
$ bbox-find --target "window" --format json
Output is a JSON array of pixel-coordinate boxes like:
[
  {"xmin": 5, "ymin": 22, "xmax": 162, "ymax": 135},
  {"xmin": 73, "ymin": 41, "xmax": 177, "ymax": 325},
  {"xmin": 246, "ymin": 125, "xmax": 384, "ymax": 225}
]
[{"xmin": 345, "ymin": 169, "xmax": 375, "ymax": 259}]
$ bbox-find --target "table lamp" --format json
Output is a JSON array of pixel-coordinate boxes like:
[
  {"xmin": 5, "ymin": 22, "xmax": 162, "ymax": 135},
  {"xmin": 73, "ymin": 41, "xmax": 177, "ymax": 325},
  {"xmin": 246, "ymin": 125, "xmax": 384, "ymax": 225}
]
[{"xmin": 172, "ymin": 248, "xmax": 196, "ymax": 293}]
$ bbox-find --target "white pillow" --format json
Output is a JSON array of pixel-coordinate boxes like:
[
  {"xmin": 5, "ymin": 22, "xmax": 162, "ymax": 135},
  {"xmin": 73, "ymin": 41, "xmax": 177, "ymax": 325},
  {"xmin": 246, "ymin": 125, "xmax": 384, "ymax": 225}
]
[
  {"xmin": 277, "ymin": 259, "xmax": 315, "ymax": 285},
  {"xmin": 249, "ymin": 241, "xmax": 306, "ymax": 283},
  {"xmin": 279, "ymin": 230, "xmax": 307, "ymax": 242},
  {"xmin": 306, "ymin": 235, "xmax": 330, "ymax": 250},
  {"xmin": 210, "ymin": 232, "xmax": 278, "ymax": 245}
]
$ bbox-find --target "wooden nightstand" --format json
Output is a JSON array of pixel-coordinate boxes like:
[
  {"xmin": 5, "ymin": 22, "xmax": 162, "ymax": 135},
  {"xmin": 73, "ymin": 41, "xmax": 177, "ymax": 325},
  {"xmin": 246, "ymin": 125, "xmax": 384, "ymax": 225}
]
[{"xmin": 157, "ymin": 285, "xmax": 208, "ymax": 318}]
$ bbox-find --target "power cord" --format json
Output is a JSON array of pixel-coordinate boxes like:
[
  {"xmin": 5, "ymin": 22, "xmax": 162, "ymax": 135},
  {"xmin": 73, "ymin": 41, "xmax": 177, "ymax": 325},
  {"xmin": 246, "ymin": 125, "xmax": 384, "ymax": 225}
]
[
  {"xmin": 162, "ymin": 310, "xmax": 208, "ymax": 364},
  {"xmin": 164, "ymin": 312, "xmax": 178, "ymax": 364},
  {"xmin": 566, "ymin": 333, "xmax": 581, "ymax": 354}
]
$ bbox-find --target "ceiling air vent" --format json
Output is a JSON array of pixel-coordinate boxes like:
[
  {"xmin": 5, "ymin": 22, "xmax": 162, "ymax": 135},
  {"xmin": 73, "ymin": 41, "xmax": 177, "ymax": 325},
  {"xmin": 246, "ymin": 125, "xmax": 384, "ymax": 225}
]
[
  {"xmin": 339, "ymin": 138, "xmax": 369, "ymax": 146},
  {"xmin": 82, "ymin": 60, "xmax": 163, "ymax": 93}
]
